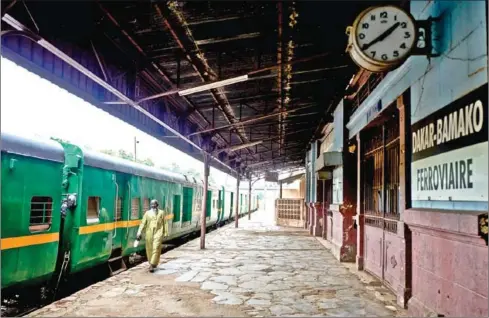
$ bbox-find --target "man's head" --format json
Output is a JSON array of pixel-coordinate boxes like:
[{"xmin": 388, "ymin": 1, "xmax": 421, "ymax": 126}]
[{"xmin": 150, "ymin": 199, "xmax": 159, "ymax": 210}]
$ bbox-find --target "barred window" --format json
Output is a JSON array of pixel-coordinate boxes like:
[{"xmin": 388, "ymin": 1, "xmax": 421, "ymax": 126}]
[
  {"xmin": 143, "ymin": 198, "xmax": 150, "ymax": 212},
  {"xmin": 29, "ymin": 196, "xmax": 53, "ymax": 232},
  {"xmin": 131, "ymin": 198, "xmax": 140, "ymax": 220},
  {"xmin": 115, "ymin": 197, "xmax": 122, "ymax": 221}
]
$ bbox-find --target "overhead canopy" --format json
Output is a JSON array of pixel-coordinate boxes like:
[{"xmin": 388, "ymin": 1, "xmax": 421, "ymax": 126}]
[
  {"xmin": 279, "ymin": 169, "xmax": 305, "ymax": 184},
  {"xmin": 0, "ymin": 0, "xmax": 401, "ymax": 176}
]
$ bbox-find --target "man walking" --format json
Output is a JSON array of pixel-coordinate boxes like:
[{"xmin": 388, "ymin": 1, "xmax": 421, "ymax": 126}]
[{"xmin": 136, "ymin": 199, "xmax": 165, "ymax": 273}]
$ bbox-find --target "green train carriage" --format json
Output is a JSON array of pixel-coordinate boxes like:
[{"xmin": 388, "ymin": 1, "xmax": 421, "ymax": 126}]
[
  {"xmin": 1, "ymin": 132, "xmax": 65, "ymax": 290},
  {"xmin": 1, "ymin": 130, "xmax": 258, "ymax": 294}
]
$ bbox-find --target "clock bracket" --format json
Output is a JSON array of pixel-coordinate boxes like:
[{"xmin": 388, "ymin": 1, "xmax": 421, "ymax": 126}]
[{"xmin": 411, "ymin": 16, "xmax": 440, "ymax": 60}]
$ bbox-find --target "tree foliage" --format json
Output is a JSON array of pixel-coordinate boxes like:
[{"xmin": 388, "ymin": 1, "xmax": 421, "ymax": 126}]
[
  {"xmin": 50, "ymin": 137, "xmax": 70, "ymax": 144},
  {"xmin": 164, "ymin": 162, "xmax": 216, "ymax": 184},
  {"xmin": 98, "ymin": 148, "xmax": 155, "ymax": 167},
  {"xmin": 117, "ymin": 149, "xmax": 134, "ymax": 161},
  {"xmin": 100, "ymin": 149, "xmax": 115, "ymax": 156},
  {"xmin": 51, "ymin": 136, "xmax": 212, "ymax": 180},
  {"xmin": 138, "ymin": 158, "xmax": 155, "ymax": 167}
]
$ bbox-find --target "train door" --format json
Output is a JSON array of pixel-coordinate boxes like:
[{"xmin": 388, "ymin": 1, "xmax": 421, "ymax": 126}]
[
  {"xmin": 74, "ymin": 166, "xmax": 114, "ymax": 272},
  {"xmin": 229, "ymin": 192, "xmax": 234, "ymax": 219},
  {"xmin": 206, "ymin": 190, "xmax": 212, "ymax": 219},
  {"xmin": 112, "ymin": 172, "xmax": 127, "ymax": 252},
  {"xmin": 172, "ymin": 194, "xmax": 181, "ymax": 223},
  {"xmin": 126, "ymin": 176, "xmax": 142, "ymax": 254},
  {"xmin": 182, "ymin": 187, "xmax": 193, "ymax": 226},
  {"xmin": 218, "ymin": 188, "xmax": 224, "ymax": 222}
]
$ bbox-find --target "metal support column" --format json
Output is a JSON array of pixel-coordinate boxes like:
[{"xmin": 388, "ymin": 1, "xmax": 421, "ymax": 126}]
[
  {"xmin": 133, "ymin": 136, "xmax": 139, "ymax": 161},
  {"xmin": 248, "ymin": 179, "xmax": 252, "ymax": 220},
  {"xmin": 200, "ymin": 152, "xmax": 210, "ymax": 249},
  {"xmin": 279, "ymin": 181, "xmax": 283, "ymax": 198},
  {"xmin": 235, "ymin": 176, "xmax": 240, "ymax": 228}
]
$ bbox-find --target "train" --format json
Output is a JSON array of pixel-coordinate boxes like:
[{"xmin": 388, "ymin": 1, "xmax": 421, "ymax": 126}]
[{"xmin": 1, "ymin": 130, "xmax": 258, "ymax": 295}]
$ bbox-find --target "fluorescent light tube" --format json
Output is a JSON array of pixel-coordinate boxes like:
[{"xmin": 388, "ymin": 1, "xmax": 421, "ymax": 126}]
[
  {"xmin": 229, "ymin": 140, "xmax": 263, "ymax": 152},
  {"xmin": 178, "ymin": 75, "xmax": 249, "ymax": 96}
]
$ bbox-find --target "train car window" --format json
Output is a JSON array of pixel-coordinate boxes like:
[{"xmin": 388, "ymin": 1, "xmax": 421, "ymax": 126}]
[
  {"xmin": 143, "ymin": 198, "xmax": 150, "ymax": 212},
  {"xmin": 173, "ymin": 195, "xmax": 181, "ymax": 222},
  {"xmin": 131, "ymin": 198, "xmax": 140, "ymax": 220},
  {"xmin": 87, "ymin": 196, "xmax": 101, "ymax": 224},
  {"xmin": 29, "ymin": 196, "xmax": 53, "ymax": 232},
  {"xmin": 116, "ymin": 197, "xmax": 123, "ymax": 221}
]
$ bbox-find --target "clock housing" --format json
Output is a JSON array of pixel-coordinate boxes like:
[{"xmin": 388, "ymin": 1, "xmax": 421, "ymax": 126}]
[{"xmin": 346, "ymin": 5, "xmax": 417, "ymax": 73}]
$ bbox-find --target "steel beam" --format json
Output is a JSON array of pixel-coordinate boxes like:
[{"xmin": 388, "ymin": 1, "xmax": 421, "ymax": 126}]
[
  {"xmin": 154, "ymin": 3, "xmax": 254, "ymax": 158},
  {"xmin": 188, "ymin": 105, "xmax": 313, "ymax": 137},
  {"xmin": 1, "ymin": 15, "xmax": 237, "ymax": 175},
  {"xmin": 95, "ymin": 2, "xmax": 232, "ymax": 149}
]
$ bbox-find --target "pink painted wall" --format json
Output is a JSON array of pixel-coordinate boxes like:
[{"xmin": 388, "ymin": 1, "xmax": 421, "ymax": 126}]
[{"xmin": 406, "ymin": 209, "xmax": 488, "ymax": 317}]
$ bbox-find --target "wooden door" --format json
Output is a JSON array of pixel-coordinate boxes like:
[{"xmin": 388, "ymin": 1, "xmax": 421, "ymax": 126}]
[{"xmin": 362, "ymin": 109, "xmax": 400, "ymax": 287}]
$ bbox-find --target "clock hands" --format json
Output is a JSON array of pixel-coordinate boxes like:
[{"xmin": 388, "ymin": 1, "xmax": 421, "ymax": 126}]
[{"xmin": 361, "ymin": 22, "xmax": 401, "ymax": 51}]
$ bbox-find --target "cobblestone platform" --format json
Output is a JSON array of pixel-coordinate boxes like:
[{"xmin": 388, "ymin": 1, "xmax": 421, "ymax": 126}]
[{"xmin": 29, "ymin": 210, "xmax": 407, "ymax": 317}]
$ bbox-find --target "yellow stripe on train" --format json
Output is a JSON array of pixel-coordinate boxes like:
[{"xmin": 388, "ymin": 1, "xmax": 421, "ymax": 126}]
[
  {"xmin": 0, "ymin": 215, "xmax": 173, "ymax": 250},
  {"xmin": 1, "ymin": 232, "xmax": 59, "ymax": 250}
]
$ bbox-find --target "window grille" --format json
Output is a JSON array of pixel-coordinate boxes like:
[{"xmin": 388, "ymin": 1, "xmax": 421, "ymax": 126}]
[
  {"xmin": 143, "ymin": 198, "xmax": 150, "ymax": 212},
  {"xmin": 131, "ymin": 198, "xmax": 140, "ymax": 220},
  {"xmin": 29, "ymin": 196, "xmax": 53, "ymax": 232},
  {"xmin": 362, "ymin": 111, "xmax": 400, "ymax": 220},
  {"xmin": 116, "ymin": 197, "xmax": 122, "ymax": 221}
]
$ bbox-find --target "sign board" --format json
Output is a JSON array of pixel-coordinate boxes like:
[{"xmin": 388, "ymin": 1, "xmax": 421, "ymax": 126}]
[
  {"xmin": 323, "ymin": 151, "xmax": 343, "ymax": 167},
  {"xmin": 317, "ymin": 171, "xmax": 332, "ymax": 180},
  {"xmin": 265, "ymin": 172, "xmax": 279, "ymax": 183},
  {"xmin": 411, "ymin": 84, "xmax": 488, "ymax": 202}
]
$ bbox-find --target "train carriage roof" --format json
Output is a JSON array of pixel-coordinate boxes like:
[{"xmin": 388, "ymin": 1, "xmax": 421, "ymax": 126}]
[
  {"xmin": 1, "ymin": 130, "xmax": 65, "ymax": 163},
  {"xmin": 1, "ymin": 130, "xmax": 219, "ymax": 189},
  {"xmin": 82, "ymin": 148, "xmax": 189, "ymax": 185}
]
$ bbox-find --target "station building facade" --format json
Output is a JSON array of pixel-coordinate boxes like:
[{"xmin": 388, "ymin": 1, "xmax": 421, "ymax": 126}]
[{"xmin": 304, "ymin": 1, "xmax": 488, "ymax": 316}]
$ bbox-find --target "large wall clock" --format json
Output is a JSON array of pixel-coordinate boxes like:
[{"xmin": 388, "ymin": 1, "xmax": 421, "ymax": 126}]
[{"xmin": 346, "ymin": 5, "xmax": 417, "ymax": 73}]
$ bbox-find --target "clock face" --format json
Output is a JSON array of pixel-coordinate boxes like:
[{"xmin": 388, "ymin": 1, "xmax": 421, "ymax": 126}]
[{"xmin": 354, "ymin": 6, "xmax": 416, "ymax": 64}]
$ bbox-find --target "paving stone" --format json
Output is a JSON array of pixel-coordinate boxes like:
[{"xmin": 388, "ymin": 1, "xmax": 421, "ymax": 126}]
[
  {"xmin": 155, "ymin": 269, "xmax": 178, "ymax": 276},
  {"xmin": 201, "ymin": 281, "xmax": 229, "ymax": 290},
  {"xmin": 272, "ymin": 290, "xmax": 299, "ymax": 298},
  {"xmin": 159, "ymin": 261, "xmax": 185, "ymax": 270},
  {"xmin": 276, "ymin": 297, "xmax": 296, "ymax": 305},
  {"xmin": 385, "ymin": 305, "xmax": 397, "ymax": 311},
  {"xmin": 292, "ymin": 301, "xmax": 319, "ymax": 313},
  {"xmin": 210, "ymin": 275, "xmax": 238, "ymax": 286},
  {"xmin": 228, "ymin": 287, "xmax": 254, "ymax": 294},
  {"xmin": 124, "ymin": 289, "xmax": 139, "ymax": 295},
  {"xmin": 28, "ymin": 210, "xmax": 406, "ymax": 318},
  {"xmin": 374, "ymin": 291, "xmax": 387, "ymax": 302},
  {"xmin": 246, "ymin": 298, "xmax": 271, "ymax": 306},
  {"xmin": 256, "ymin": 275, "xmax": 278, "ymax": 283},
  {"xmin": 219, "ymin": 267, "xmax": 243, "ymax": 275},
  {"xmin": 269, "ymin": 304, "xmax": 295, "ymax": 316},
  {"xmin": 175, "ymin": 270, "xmax": 199, "ymax": 282},
  {"xmin": 212, "ymin": 295, "xmax": 244, "ymax": 305},
  {"xmin": 239, "ymin": 280, "xmax": 267, "ymax": 289},
  {"xmin": 252, "ymin": 293, "xmax": 272, "ymax": 300},
  {"xmin": 323, "ymin": 309, "xmax": 359, "ymax": 317},
  {"xmin": 190, "ymin": 271, "xmax": 212, "ymax": 282},
  {"xmin": 238, "ymin": 273, "xmax": 262, "ymax": 281}
]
